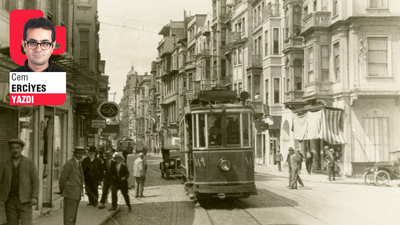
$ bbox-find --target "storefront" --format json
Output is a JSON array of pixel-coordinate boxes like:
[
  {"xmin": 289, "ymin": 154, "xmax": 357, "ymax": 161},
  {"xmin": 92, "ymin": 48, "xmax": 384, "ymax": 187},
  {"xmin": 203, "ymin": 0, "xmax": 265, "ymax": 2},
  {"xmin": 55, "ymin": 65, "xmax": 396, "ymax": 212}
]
[{"xmin": 293, "ymin": 106, "xmax": 346, "ymax": 174}]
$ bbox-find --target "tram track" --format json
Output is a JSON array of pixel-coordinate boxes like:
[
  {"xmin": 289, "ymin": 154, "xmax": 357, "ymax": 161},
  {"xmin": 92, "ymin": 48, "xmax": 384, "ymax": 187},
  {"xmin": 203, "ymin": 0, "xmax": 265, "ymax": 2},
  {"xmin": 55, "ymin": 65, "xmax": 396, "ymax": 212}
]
[{"xmin": 202, "ymin": 198, "xmax": 262, "ymax": 225}]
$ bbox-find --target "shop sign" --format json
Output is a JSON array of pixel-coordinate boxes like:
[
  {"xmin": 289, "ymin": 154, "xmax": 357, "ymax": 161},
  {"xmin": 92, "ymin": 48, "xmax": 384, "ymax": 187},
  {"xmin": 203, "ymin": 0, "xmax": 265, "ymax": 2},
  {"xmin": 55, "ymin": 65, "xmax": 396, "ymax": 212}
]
[
  {"xmin": 91, "ymin": 119, "xmax": 106, "ymax": 128},
  {"xmin": 98, "ymin": 101, "xmax": 119, "ymax": 119},
  {"xmin": 102, "ymin": 125, "xmax": 119, "ymax": 134}
]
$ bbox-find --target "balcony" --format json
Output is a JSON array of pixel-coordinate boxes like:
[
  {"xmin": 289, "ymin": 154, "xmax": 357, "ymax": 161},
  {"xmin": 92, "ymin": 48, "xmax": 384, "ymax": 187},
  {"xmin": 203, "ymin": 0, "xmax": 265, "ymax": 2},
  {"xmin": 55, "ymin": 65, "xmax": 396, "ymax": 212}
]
[
  {"xmin": 197, "ymin": 49, "xmax": 211, "ymax": 58},
  {"xmin": 302, "ymin": 11, "xmax": 331, "ymax": 34},
  {"xmin": 231, "ymin": 32, "xmax": 243, "ymax": 42},
  {"xmin": 263, "ymin": 4, "xmax": 280, "ymax": 21},
  {"xmin": 250, "ymin": 55, "xmax": 262, "ymax": 68},
  {"xmin": 201, "ymin": 79, "xmax": 217, "ymax": 90},
  {"xmin": 283, "ymin": 37, "xmax": 303, "ymax": 51},
  {"xmin": 285, "ymin": 91, "xmax": 304, "ymax": 102}
]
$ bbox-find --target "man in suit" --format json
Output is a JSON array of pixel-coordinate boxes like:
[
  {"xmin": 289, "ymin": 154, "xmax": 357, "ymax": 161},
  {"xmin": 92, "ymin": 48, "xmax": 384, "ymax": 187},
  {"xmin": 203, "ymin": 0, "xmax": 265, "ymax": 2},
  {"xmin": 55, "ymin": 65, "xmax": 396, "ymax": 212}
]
[
  {"xmin": 82, "ymin": 146, "xmax": 103, "ymax": 207},
  {"xmin": 133, "ymin": 153, "xmax": 146, "ymax": 198},
  {"xmin": 289, "ymin": 149, "xmax": 304, "ymax": 189},
  {"xmin": 109, "ymin": 153, "xmax": 131, "ymax": 212},
  {"xmin": 325, "ymin": 148, "xmax": 336, "ymax": 181},
  {"xmin": 305, "ymin": 147, "xmax": 314, "ymax": 174},
  {"xmin": 59, "ymin": 147, "xmax": 86, "ymax": 225},
  {"xmin": 286, "ymin": 147, "xmax": 294, "ymax": 187},
  {"xmin": 98, "ymin": 150, "xmax": 114, "ymax": 209},
  {"xmin": 0, "ymin": 138, "xmax": 39, "ymax": 225}
]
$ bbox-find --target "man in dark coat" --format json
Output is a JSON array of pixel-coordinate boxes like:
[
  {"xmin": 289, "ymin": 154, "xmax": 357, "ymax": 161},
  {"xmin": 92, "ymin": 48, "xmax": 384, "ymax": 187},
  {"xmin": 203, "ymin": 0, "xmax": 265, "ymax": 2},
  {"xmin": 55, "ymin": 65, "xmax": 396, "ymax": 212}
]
[
  {"xmin": 0, "ymin": 138, "xmax": 39, "ymax": 225},
  {"xmin": 81, "ymin": 146, "xmax": 103, "ymax": 206},
  {"xmin": 305, "ymin": 147, "xmax": 314, "ymax": 174},
  {"xmin": 325, "ymin": 148, "xmax": 336, "ymax": 181},
  {"xmin": 98, "ymin": 150, "xmax": 115, "ymax": 209},
  {"xmin": 109, "ymin": 153, "xmax": 131, "ymax": 212},
  {"xmin": 59, "ymin": 147, "xmax": 86, "ymax": 225},
  {"xmin": 289, "ymin": 149, "xmax": 304, "ymax": 189},
  {"xmin": 275, "ymin": 150, "xmax": 283, "ymax": 171}
]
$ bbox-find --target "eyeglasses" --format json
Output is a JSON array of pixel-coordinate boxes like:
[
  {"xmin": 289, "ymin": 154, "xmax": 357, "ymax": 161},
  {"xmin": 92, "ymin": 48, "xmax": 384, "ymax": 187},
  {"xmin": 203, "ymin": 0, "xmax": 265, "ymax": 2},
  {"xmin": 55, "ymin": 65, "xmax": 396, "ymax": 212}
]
[{"xmin": 24, "ymin": 41, "xmax": 54, "ymax": 50}]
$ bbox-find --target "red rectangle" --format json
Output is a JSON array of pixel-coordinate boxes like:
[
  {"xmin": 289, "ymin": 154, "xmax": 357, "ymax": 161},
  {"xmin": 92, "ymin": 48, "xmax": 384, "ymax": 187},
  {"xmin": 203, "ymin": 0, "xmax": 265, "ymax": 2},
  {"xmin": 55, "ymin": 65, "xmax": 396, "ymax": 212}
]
[{"xmin": 9, "ymin": 93, "xmax": 66, "ymax": 105}]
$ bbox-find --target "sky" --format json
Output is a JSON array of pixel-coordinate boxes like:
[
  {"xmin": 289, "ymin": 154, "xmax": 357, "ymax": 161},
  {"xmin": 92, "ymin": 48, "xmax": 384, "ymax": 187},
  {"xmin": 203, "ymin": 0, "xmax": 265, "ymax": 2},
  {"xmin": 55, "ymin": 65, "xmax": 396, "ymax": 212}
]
[{"xmin": 98, "ymin": 0, "xmax": 212, "ymax": 103}]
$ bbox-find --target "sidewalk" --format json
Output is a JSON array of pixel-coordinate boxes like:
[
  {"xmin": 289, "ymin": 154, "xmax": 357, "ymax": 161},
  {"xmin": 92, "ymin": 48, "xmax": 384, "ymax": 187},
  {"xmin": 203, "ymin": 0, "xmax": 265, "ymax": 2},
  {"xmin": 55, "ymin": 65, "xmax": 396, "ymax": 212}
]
[
  {"xmin": 33, "ymin": 200, "xmax": 120, "ymax": 225},
  {"xmin": 254, "ymin": 164, "xmax": 400, "ymax": 187}
]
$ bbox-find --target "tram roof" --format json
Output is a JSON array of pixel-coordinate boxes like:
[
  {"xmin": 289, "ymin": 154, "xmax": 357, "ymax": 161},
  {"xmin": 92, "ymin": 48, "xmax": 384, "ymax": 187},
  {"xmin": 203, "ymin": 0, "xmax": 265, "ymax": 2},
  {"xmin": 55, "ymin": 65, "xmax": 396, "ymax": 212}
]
[{"xmin": 188, "ymin": 103, "xmax": 254, "ymax": 113}]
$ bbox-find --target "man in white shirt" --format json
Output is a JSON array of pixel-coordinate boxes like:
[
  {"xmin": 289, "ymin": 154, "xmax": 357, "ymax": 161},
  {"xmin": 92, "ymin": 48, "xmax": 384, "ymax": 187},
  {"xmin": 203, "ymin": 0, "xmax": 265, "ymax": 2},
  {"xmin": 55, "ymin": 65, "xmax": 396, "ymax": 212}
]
[{"xmin": 133, "ymin": 153, "xmax": 146, "ymax": 198}]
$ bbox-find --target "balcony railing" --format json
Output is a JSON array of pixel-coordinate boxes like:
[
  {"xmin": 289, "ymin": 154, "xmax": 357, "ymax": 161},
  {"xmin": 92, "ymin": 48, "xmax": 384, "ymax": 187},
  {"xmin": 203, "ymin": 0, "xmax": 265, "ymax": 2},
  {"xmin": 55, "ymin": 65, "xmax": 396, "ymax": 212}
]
[
  {"xmin": 251, "ymin": 55, "xmax": 262, "ymax": 67},
  {"xmin": 198, "ymin": 49, "xmax": 211, "ymax": 56},
  {"xmin": 231, "ymin": 32, "xmax": 242, "ymax": 42},
  {"xmin": 201, "ymin": 79, "xmax": 217, "ymax": 90},
  {"xmin": 285, "ymin": 91, "xmax": 304, "ymax": 102},
  {"xmin": 302, "ymin": 11, "xmax": 331, "ymax": 33},
  {"xmin": 263, "ymin": 4, "xmax": 280, "ymax": 21},
  {"xmin": 284, "ymin": 37, "xmax": 303, "ymax": 50}
]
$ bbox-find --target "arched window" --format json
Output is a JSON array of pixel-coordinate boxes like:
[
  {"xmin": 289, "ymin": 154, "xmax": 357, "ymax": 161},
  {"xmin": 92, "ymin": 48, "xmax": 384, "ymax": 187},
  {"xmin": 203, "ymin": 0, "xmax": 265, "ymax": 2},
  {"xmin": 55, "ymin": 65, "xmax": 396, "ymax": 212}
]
[{"xmin": 364, "ymin": 108, "xmax": 389, "ymax": 161}]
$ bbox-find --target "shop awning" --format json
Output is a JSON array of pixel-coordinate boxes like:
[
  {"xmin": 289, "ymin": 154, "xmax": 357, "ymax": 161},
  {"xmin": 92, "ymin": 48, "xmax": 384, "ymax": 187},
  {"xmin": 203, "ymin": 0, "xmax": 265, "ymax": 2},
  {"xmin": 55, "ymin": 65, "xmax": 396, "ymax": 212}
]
[{"xmin": 294, "ymin": 107, "xmax": 346, "ymax": 144}]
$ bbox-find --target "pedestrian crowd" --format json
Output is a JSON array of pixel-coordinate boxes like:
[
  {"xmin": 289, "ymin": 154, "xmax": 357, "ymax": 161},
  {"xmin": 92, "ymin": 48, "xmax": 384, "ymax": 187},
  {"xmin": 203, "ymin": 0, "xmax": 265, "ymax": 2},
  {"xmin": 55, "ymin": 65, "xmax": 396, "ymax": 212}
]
[
  {"xmin": 280, "ymin": 145, "xmax": 341, "ymax": 190},
  {"xmin": 0, "ymin": 137, "xmax": 148, "ymax": 225}
]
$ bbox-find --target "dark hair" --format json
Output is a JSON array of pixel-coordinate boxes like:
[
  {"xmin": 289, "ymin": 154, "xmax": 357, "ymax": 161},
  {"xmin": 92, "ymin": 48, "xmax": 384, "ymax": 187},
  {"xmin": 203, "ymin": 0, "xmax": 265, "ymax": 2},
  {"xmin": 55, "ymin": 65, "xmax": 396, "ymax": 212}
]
[{"xmin": 23, "ymin": 17, "xmax": 56, "ymax": 42}]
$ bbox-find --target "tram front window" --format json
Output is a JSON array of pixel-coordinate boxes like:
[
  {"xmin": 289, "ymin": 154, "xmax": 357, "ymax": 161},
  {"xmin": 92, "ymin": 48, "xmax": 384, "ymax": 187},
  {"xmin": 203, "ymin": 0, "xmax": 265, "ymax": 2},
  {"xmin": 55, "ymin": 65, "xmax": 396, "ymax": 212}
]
[
  {"xmin": 226, "ymin": 114, "xmax": 240, "ymax": 146},
  {"xmin": 208, "ymin": 115, "xmax": 222, "ymax": 146}
]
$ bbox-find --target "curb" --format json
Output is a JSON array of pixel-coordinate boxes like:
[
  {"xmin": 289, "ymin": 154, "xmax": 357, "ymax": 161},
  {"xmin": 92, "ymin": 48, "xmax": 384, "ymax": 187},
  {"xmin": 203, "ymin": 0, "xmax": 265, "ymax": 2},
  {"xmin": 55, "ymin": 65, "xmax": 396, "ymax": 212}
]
[
  {"xmin": 99, "ymin": 208, "xmax": 122, "ymax": 225},
  {"xmin": 255, "ymin": 172, "xmax": 366, "ymax": 186}
]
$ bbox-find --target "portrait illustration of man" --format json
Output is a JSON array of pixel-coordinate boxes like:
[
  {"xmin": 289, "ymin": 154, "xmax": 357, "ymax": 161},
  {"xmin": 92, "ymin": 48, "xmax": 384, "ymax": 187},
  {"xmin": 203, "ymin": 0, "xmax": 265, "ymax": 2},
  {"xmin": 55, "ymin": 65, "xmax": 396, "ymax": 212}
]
[{"xmin": 11, "ymin": 17, "xmax": 65, "ymax": 72}]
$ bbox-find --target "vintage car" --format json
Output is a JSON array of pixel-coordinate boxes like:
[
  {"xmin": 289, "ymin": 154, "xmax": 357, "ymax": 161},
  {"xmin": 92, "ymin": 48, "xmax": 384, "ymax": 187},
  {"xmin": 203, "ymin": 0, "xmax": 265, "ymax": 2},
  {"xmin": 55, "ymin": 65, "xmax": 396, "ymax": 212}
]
[
  {"xmin": 363, "ymin": 151, "xmax": 400, "ymax": 186},
  {"xmin": 160, "ymin": 145, "xmax": 181, "ymax": 179}
]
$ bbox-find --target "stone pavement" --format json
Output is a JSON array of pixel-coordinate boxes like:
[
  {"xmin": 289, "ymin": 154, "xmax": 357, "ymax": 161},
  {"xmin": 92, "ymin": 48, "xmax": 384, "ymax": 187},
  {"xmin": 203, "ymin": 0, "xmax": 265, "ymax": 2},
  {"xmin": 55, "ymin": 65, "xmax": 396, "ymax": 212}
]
[
  {"xmin": 254, "ymin": 163, "xmax": 400, "ymax": 187},
  {"xmin": 33, "ymin": 200, "xmax": 120, "ymax": 225}
]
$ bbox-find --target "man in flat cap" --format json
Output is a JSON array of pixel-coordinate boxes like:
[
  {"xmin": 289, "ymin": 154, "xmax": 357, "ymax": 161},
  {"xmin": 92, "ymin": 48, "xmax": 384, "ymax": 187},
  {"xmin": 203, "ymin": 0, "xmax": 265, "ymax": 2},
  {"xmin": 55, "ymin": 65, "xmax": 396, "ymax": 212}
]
[
  {"xmin": 0, "ymin": 138, "xmax": 39, "ymax": 225},
  {"xmin": 59, "ymin": 147, "xmax": 86, "ymax": 225},
  {"xmin": 109, "ymin": 153, "xmax": 131, "ymax": 212},
  {"xmin": 98, "ymin": 149, "xmax": 115, "ymax": 209},
  {"xmin": 325, "ymin": 148, "xmax": 337, "ymax": 181},
  {"xmin": 81, "ymin": 146, "xmax": 103, "ymax": 207}
]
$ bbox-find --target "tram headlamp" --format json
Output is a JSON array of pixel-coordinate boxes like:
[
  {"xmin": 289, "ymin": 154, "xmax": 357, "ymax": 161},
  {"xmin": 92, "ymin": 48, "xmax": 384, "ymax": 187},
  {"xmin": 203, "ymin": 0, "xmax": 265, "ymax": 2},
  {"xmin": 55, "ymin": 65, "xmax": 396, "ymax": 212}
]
[
  {"xmin": 218, "ymin": 159, "xmax": 232, "ymax": 172},
  {"xmin": 170, "ymin": 160, "xmax": 175, "ymax": 166}
]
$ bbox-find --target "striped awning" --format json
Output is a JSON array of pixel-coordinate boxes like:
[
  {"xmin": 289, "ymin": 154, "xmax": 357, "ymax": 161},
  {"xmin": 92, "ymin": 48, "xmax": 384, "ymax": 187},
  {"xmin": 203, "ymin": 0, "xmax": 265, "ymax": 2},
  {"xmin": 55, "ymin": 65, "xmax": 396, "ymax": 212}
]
[{"xmin": 294, "ymin": 107, "xmax": 346, "ymax": 144}]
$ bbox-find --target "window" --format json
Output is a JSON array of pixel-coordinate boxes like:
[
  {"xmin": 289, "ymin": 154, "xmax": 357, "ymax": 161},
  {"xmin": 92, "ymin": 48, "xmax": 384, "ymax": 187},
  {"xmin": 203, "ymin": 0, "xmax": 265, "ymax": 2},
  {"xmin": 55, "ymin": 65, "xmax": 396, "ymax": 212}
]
[
  {"xmin": 369, "ymin": 0, "xmax": 387, "ymax": 9},
  {"xmin": 265, "ymin": 79, "xmax": 269, "ymax": 102},
  {"xmin": 208, "ymin": 114, "xmax": 222, "ymax": 147},
  {"xmin": 238, "ymin": 47, "xmax": 242, "ymax": 64},
  {"xmin": 368, "ymin": 37, "xmax": 388, "ymax": 76},
  {"xmin": 226, "ymin": 114, "xmax": 240, "ymax": 146},
  {"xmin": 304, "ymin": 6, "xmax": 308, "ymax": 15},
  {"xmin": 364, "ymin": 108, "xmax": 389, "ymax": 161},
  {"xmin": 264, "ymin": 30, "xmax": 269, "ymax": 56},
  {"xmin": 294, "ymin": 60, "xmax": 303, "ymax": 90},
  {"xmin": 242, "ymin": 113, "xmax": 251, "ymax": 147},
  {"xmin": 238, "ymin": 82, "xmax": 242, "ymax": 93},
  {"xmin": 274, "ymin": 78, "xmax": 280, "ymax": 104},
  {"xmin": 273, "ymin": 28, "xmax": 279, "ymax": 55},
  {"xmin": 286, "ymin": 78, "xmax": 290, "ymax": 92},
  {"xmin": 79, "ymin": 30, "xmax": 89, "ymax": 68},
  {"xmin": 233, "ymin": 48, "xmax": 237, "ymax": 65},
  {"xmin": 308, "ymin": 47, "xmax": 314, "ymax": 83},
  {"xmin": 333, "ymin": 0, "xmax": 338, "ymax": 16},
  {"xmin": 334, "ymin": 42, "xmax": 340, "ymax": 80},
  {"xmin": 321, "ymin": 45, "xmax": 329, "ymax": 81},
  {"xmin": 242, "ymin": 18, "xmax": 245, "ymax": 35}
]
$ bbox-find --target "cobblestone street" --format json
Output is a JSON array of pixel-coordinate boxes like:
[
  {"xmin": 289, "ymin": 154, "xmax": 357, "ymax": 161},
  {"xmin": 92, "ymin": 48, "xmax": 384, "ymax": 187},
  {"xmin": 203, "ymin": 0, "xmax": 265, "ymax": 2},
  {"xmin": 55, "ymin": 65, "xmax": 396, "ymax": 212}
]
[{"xmin": 107, "ymin": 154, "xmax": 400, "ymax": 225}]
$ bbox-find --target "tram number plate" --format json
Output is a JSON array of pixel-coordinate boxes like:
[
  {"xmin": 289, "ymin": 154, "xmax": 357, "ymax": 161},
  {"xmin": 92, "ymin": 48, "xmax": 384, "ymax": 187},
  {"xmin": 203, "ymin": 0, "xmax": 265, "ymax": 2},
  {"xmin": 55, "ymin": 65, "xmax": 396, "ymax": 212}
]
[{"xmin": 193, "ymin": 157, "xmax": 206, "ymax": 167}]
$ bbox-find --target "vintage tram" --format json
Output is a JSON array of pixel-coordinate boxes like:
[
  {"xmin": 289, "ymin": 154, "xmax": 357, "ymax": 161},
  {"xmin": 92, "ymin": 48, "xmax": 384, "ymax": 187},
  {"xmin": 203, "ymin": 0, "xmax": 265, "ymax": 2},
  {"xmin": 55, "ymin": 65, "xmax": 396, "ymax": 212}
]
[{"xmin": 180, "ymin": 88, "xmax": 257, "ymax": 202}]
